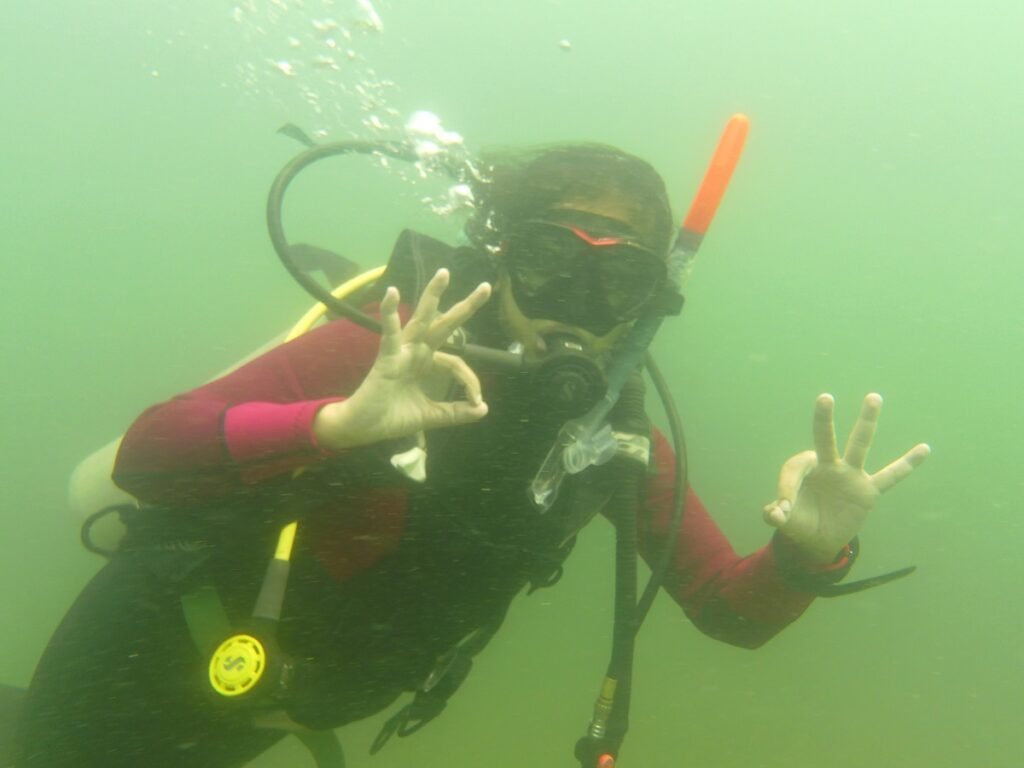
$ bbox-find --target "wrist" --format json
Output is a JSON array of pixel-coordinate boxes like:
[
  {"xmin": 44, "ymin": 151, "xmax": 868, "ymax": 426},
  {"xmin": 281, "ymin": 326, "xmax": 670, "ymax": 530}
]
[
  {"xmin": 312, "ymin": 399, "xmax": 365, "ymax": 451},
  {"xmin": 773, "ymin": 533, "xmax": 859, "ymax": 593}
]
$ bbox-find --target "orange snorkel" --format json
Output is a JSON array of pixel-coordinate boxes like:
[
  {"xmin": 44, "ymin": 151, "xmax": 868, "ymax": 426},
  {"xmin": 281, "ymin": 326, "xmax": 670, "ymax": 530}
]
[{"xmin": 674, "ymin": 113, "xmax": 750, "ymax": 257}]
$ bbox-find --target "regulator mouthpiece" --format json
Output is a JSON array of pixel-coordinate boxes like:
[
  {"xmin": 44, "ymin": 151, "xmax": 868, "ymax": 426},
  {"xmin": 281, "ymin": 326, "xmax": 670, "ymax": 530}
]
[{"xmin": 532, "ymin": 333, "xmax": 606, "ymax": 419}]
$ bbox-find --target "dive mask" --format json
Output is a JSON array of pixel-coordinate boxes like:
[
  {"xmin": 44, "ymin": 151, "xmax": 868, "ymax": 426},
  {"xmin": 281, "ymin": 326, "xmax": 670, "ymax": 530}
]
[{"xmin": 504, "ymin": 213, "xmax": 666, "ymax": 337}]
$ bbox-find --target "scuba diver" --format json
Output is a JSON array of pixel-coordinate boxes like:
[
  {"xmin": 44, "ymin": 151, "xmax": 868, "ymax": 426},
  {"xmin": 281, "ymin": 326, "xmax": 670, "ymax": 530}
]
[{"xmin": 11, "ymin": 130, "xmax": 930, "ymax": 768}]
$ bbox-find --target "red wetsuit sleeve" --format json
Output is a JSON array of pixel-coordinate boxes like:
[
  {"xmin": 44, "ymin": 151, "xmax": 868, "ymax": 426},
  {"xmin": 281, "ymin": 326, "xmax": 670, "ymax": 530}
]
[
  {"xmin": 638, "ymin": 429, "xmax": 816, "ymax": 649},
  {"xmin": 112, "ymin": 311, "xmax": 388, "ymax": 506}
]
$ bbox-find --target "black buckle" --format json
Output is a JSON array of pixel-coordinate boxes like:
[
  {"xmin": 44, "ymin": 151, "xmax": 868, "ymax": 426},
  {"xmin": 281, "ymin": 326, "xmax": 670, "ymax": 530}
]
[{"xmin": 370, "ymin": 652, "xmax": 473, "ymax": 754}]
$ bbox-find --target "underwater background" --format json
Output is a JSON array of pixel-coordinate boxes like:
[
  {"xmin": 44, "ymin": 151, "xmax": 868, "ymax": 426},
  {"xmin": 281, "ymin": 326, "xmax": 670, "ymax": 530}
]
[{"xmin": 1, "ymin": 1, "xmax": 1021, "ymax": 766}]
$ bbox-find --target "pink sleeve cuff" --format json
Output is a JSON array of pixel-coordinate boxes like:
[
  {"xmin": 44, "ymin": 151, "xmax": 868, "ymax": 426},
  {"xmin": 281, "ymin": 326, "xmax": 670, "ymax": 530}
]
[{"xmin": 223, "ymin": 398, "xmax": 345, "ymax": 464}]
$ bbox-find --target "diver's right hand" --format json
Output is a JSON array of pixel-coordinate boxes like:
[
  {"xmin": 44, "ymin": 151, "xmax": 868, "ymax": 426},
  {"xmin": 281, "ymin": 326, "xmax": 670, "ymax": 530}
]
[{"xmin": 313, "ymin": 269, "xmax": 491, "ymax": 450}]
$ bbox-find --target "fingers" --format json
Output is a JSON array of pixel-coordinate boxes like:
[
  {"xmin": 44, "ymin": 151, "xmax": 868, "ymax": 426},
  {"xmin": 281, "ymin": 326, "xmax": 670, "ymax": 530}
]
[
  {"xmin": 762, "ymin": 500, "xmax": 790, "ymax": 529},
  {"xmin": 427, "ymin": 398, "xmax": 490, "ymax": 429},
  {"xmin": 813, "ymin": 393, "xmax": 840, "ymax": 464},
  {"xmin": 776, "ymin": 450, "xmax": 818, "ymax": 505},
  {"xmin": 764, "ymin": 449, "xmax": 816, "ymax": 528},
  {"xmin": 424, "ymin": 352, "xmax": 489, "ymax": 428},
  {"xmin": 872, "ymin": 442, "xmax": 931, "ymax": 493},
  {"xmin": 379, "ymin": 286, "xmax": 402, "ymax": 357},
  {"xmin": 843, "ymin": 392, "xmax": 883, "ymax": 470},
  {"xmin": 404, "ymin": 269, "xmax": 449, "ymax": 340},
  {"xmin": 426, "ymin": 281, "xmax": 492, "ymax": 348},
  {"xmin": 402, "ymin": 269, "xmax": 492, "ymax": 349},
  {"xmin": 432, "ymin": 351, "xmax": 484, "ymax": 407}
]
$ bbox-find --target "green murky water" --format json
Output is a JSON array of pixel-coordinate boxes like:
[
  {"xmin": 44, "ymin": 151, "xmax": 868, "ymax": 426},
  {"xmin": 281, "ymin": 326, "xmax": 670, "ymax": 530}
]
[{"xmin": 1, "ymin": 2, "xmax": 1020, "ymax": 766}]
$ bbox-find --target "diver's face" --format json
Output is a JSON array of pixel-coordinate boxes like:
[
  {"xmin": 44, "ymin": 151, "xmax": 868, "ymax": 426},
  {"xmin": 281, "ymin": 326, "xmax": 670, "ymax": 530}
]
[
  {"xmin": 495, "ymin": 273, "xmax": 628, "ymax": 365},
  {"xmin": 496, "ymin": 200, "xmax": 665, "ymax": 363}
]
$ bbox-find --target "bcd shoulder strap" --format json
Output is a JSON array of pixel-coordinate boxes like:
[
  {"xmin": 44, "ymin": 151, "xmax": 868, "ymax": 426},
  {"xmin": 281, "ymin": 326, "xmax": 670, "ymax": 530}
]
[{"xmin": 377, "ymin": 230, "xmax": 497, "ymax": 311}]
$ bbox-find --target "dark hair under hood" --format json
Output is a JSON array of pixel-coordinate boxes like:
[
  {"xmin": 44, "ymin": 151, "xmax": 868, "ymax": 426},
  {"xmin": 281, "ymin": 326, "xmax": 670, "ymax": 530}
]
[{"xmin": 465, "ymin": 143, "xmax": 675, "ymax": 259}]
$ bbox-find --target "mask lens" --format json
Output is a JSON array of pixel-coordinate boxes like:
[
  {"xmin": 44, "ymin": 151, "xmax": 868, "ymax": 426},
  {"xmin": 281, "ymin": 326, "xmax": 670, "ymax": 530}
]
[
  {"xmin": 594, "ymin": 243, "xmax": 664, "ymax": 318},
  {"xmin": 507, "ymin": 227, "xmax": 582, "ymax": 299},
  {"xmin": 506, "ymin": 221, "xmax": 664, "ymax": 333}
]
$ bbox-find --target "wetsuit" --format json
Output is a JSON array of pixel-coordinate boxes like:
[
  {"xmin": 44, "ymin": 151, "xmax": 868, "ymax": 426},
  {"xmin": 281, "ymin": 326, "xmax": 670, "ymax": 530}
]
[{"xmin": 16, "ymin": 238, "xmax": 821, "ymax": 767}]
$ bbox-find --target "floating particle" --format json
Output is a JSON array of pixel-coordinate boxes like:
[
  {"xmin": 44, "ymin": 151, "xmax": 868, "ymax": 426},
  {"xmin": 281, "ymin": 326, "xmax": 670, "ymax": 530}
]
[
  {"xmin": 312, "ymin": 55, "xmax": 340, "ymax": 70},
  {"xmin": 355, "ymin": 0, "xmax": 384, "ymax": 32},
  {"xmin": 312, "ymin": 18, "xmax": 340, "ymax": 34},
  {"xmin": 271, "ymin": 59, "xmax": 297, "ymax": 77},
  {"xmin": 559, "ymin": 39, "xmax": 572, "ymax": 52}
]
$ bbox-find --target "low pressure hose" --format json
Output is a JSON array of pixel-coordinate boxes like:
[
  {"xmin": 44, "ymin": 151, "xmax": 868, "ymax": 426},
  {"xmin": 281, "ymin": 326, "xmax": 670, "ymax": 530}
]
[
  {"xmin": 576, "ymin": 375, "xmax": 648, "ymax": 767},
  {"xmin": 265, "ymin": 139, "xmax": 527, "ymax": 374},
  {"xmin": 266, "ymin": 140, "xmax": 417, "ymax": 334}
]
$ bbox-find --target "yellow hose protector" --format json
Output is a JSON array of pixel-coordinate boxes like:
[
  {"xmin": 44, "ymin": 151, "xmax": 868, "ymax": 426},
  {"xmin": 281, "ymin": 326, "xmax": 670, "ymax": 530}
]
[
  {"xmin": 274, "ymin": 521, "xmax": 298, "ymax": 561},
  {"xmin": 285, "ymin": 265, "xmax": 387, "ymax": 342}
]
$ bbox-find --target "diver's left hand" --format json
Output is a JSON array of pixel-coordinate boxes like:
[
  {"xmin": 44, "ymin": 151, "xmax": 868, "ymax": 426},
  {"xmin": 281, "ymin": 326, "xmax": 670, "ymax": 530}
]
[{"xmin": 763, "ymin": 393, "xmax": 930, "ymax": 564}]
